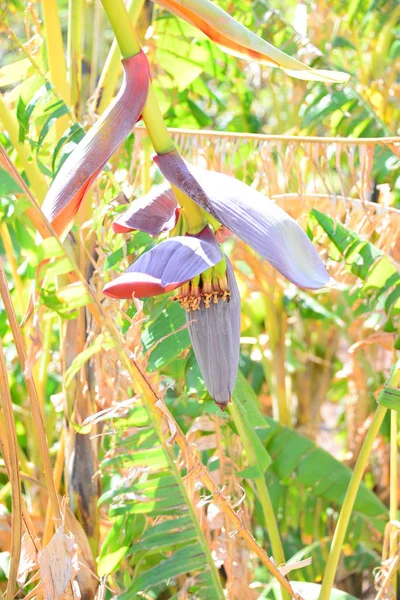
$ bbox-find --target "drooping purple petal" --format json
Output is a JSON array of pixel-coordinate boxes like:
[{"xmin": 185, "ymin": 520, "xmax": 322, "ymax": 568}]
[
  {"xmin": 185, "ymin": 258, "xmax": 240, "ymax": 409},
  {"xmin": 154, "ymin": 150, "xmax": 329, "ymax": 290},
  {"xmin": 113, "ymin": 183, "xmax": 178, "ymax": 235},
  {"xmin": 103, "ymin": 226, "xmax": 222, "ymax": 299},
  {"xmin": 42, "ymin": 51, "xmax": 150, "ymax": 240}
]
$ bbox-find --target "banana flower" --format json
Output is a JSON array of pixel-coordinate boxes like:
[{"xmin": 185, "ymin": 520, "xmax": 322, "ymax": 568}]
[{"xmin": 103, "ymin": 157, "xmax": 329, "ymax": 407}]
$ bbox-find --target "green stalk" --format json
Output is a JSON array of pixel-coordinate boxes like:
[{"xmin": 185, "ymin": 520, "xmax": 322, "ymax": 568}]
[
  {"xmin": 141, "ymin": 135, "xmax": 152, "ymax": 193},
  {"xmin": 229, "ymin": 402, "xmax": 288, "ymax": 600},
  {"xmin": 89, "ymin": 1, "xmax": 104, "ymax": 95},
  {"xmin": 318, "ymin": 399, "xmax": 394, "ymax": 599},
  {"xmin": 41, "ymin": 0, "xmax": 70, "ymax": 138},
  {"xmin": 100, "ymin": 0, "xmax": 175, "ymax": 154},
  {"xmin": 67, "ymin": 0, "xmax": 83, "ymax": 118},
  {"xmin": 95, "ymin": 0, "xmax": 145, "ymax": 114},
  {"xmin": 390, "ymin": 408, "xmax": 398, "ymax": 595},
  {"xmin": 264, "ymin": 292, "xmax": 289, "ymax": 427},
  {"xmin": 100, "ymin": 0, "xmax": 140, "ymax": 58}
]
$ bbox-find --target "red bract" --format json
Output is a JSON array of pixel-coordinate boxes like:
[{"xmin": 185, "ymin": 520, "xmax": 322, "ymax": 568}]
[{"xmin": 41, "ymin": 51, "xmax": 150, "ymax": 240}]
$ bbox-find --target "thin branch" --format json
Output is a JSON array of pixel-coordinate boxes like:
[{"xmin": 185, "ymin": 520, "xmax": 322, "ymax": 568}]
[
  {"xmin": 0, "ymin": 339, "xmax": 23, "ymax": 600},
  {"xmin": 0, "ymin": 260, "xmax": 62, "ymax": 526}
]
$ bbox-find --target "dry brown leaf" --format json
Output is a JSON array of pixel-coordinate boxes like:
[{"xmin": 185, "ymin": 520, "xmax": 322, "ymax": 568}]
[
  {"xmin": 94, "ymin": 578, "xmax": 107, "ymax": 600},
  {"xmin": 24, "ymin": 581, "xmax": 45, "ymax": 600},
  {"xmin": 279, "ymin": 557, "xmax": 313, "ymax": 576},
  {"xmin": 17, "ymin": 533, "xmax": 39, "ymax": 585},
  {"xmin": 206, "ymin": 503, "xmax": 225, "ymax": 530},
  {"xmin": 79, "ymin": 397, "xmax": 137, "ymax": 430},
  {"xmin": 38, "ymin": 527, "xmax": 79, "ymax": 599},
  {"xmin": 155, "ymin": 399, "xmax": 178, "ymax": 445},
  {"xmin": 349, "ymin": 332, "xmax": 397, "ymax": 353},
  {"xmin": 194, "ymin": 433, "xmax": 217, "ymax": 451},
  {"xmin": 187, "ymin": 416, "xmax": 216, "ymax": 436},
  {"xmin": 0, "ymin": 512, "xmax": 12, "ymax": 552},
  {"xmin": 24, "ymin": 313, "xmax": 43, "ymax": 378},
  {"xmin": 50, "ymin": 392, "xmax": 65, "ymax": 413},
  {"xmin": 64, "ymin": 506, "xmax": 98, "ymax": 599}
]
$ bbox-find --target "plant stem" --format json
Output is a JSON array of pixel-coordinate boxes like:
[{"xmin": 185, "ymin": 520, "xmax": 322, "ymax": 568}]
[
  {"xmin": 141, "ymin": 134, "xmax": 152, "ymax": 193},
  {"xmin": 0, "ymin": 223, "xmax": 26, "ymax": 319},
  {"xmin": 36, "ymin": 317, "xmax": 53, "ymax": 415},
  {"xmin": 0, "ymin": 339, "xmax": 22, "ymax": 600},
  {"xmin": 390, "ymin": 408, "xmax": 398, "ymax": 595},
  {"xmin": 67, "ymin": 0, "xmax": 83, "ymax": 118},
  {"xmin": 318, "ymin": 404, "xmax": 388, "ymax": 599},
  {"xmin": 100, "ymin": 0, "xmax": 175, "ymax": 154},
  {"xmin": 89, "ymin": 1, "xmax": 104, "ymax": 95},
  {"xmin": 41, "ymin": 0, "xmax": 70, "ymax": 138},
  {"xmin": 95, "ymin": 0, "xmax": 145, "ymax": 114},
  {"xmin": 264, "ymin": 291, "xmax": 289, "ymax": 427},
  {"xmin": 43, "ymin": 430, "xmax": 65, "ymax": 546},
  {"xmin": 0, "ymin": 94, "xmax": 48, "ymax": 202},
  {"xmin": 0, "ymin": 259, "xmax": 62, "ymax": 527},
  {"xmin": 100, "ymin": 0, "xmax": 140, "ymax": 57}
]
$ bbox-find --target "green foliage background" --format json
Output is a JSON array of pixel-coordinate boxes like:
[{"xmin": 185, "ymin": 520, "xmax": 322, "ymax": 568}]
[{"xmin": 0, "ymin": 0, "xmax": 399, "ymax": 598}]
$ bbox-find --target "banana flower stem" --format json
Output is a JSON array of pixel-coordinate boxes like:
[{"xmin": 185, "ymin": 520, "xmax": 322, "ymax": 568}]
[
  {"xmin": 95, "ymin": 0, "xmax": 146, "ymax": 114},
  {"xmin": 100, "ymin": 0, "xmax": 175, "ymax": 154}
]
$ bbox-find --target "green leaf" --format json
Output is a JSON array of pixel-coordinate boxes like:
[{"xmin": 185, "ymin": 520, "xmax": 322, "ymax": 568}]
[
  {"xmin": 120, "ymin": 545, "xmax": 216, "ymax": 599},
  {"xmin": 104, "ymin": 234, "xmax": 152, "ymax": 270},
  {"xmin": 37, "ymin": 256, "xmax": 74, "ymax": 279},
  {"xmin": 142, "ymin": 301, "xmax": 190, "ymax": 371},
  {"xmin": 303, "ymin": 89, "xmax": 358, "ymax": 128},
  {"xmin": 0, "ymin": 168, "xmax": 24, "ymax": 196},
  {"xmin": 236, "ymin": 464, "xmax": 263, "ymax": 479},
  {"xmin": 100, "ymin": 402, "xmax": 225, "ymax": 599},
  {"xmin": 25, "ymin": 82, "xmax": 53, "ymax": 124},
  {"xmin": 16, "ymin": 96, "xmax": 28, "ymax": 143},
  {"xmin": 40, "ymin": 282, "xmax": 92, "ymax": 317},
  {"xmin": 265, "ymin": 417, "xmax": 387, "ymax": 522},
  {"xmin": 97, "ymin": 546, "xmax": 129, "ymax": 577},
  {"xmin": 98, "ymin": 514, "xmax": 146, "ymax": 576},
  {"xmin": 155, "ymin": 17, "xmax": 211, "ymax": 91},
  {"xmin": 377, "ymin": 387, "xmax": 400, "ymax": 411},
  {"xmin": 37, "ymin": 100, "xmax": 70, "ymax": 150},
  {"xmin": 64, "ymin": 333, "xmax": 114, "ymax": 388},
  {"xmin": 310, "ymin": 209, "xmax": 399, "ymax": 330},
  {"xmin": 187, "ymin": 98, "xmax": 212, "ymax": 127},
  {"xmin": 52, "ymin": 122, "xmax": 85, "ymax": 174},
  {"xmin": 34, "ymin": 237, "xmax": 63, "ymax": 265}
]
